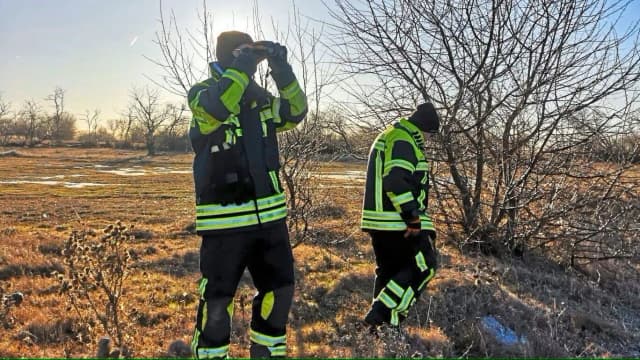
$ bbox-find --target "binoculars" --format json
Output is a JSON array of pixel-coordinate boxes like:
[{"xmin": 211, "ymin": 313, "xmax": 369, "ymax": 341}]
[{"xmin": 232, "ymin": 41, "xmax": 283, "ymax": 59}]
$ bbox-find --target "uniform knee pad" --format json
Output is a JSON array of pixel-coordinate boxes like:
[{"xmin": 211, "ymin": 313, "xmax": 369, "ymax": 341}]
[
  {"xmin": 255, "ymin": 284, "xmax": 294, "ymax": 327},
  {"xmin": 202, "ymin": 297, "xmax": 234, "ymax": 338},
  {"xmin": 193, "ymin": 296, "xmax": 234, "ymax": 359}
]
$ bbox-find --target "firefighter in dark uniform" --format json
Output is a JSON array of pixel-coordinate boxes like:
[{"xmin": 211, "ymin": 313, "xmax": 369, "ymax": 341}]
[
  {"xmin": 361, "ymin": 103, "xmax": 440, "ymax": 328},
  {"xmin": 187, "ymin": 31, "xmax": 307, "ymax": 358}
]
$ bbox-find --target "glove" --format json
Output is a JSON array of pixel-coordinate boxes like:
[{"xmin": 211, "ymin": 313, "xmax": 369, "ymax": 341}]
[
  {"xmin": 230, "ymin": 46, "xmax": 259, "ymax": 77},
  {"xmin": 404, "ymin": 217, "xmax": 421, "ymax": 238},
  {"xmin": 401, "ymin": 208, "xmax": 421, "ymax": 225},
  {"xmin": 267, "ymin": 42, "xmax": 287, "ymax": 64},
  {"xmin": 264, "ymin": 42, "xmax": 294, "ymax": 88}
]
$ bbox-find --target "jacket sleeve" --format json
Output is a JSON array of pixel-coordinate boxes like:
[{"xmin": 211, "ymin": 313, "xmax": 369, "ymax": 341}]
[
  {"xmin": 187, "ymin": 58, "xmax": 256, "ymax": 135},
  {"xmin": 269, "ymin": 63, "xmax": 308, "ymax": 132},
  {"xmin": 382, "ymin": 139, "xmax": 420, "ymax": 221}
]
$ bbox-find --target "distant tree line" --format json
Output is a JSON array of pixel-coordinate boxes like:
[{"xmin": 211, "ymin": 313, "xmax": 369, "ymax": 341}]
[{"xmin": 0, "ymin": 87, "xmax": 191, "ymax": 155}]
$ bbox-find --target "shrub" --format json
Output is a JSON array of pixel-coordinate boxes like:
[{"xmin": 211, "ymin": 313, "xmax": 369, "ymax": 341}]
[{"xmin": 54, "ymin": 221, "xmax": 135, "ymax": 352}]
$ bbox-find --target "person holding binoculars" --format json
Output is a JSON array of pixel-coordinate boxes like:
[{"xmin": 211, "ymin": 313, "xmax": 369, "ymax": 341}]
[{"xmin": 187, "ymin": 31, "xmax": 308, "ymax": 359}]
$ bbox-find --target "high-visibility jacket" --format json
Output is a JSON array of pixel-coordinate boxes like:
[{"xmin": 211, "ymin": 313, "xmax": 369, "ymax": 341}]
[
  {"xmin": 188, "ymin": 61, "xmax": 307, "ymax": 234},
  {"xmin": 361, "ymin": 118, "xmax": 436, "ymax": 232}
]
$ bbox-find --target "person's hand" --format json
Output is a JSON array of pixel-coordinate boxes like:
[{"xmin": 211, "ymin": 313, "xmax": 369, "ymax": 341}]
[
  {"xmin": 404, "ymin": 217, "xmax": 421, "ymax": 238},
  {"xmin": 266, "ymin": 42, "xmax": 287, "ymax": 64},
  {"xmin": 230, "ymin": 45, "xmax": 260, "ymax": 76}
]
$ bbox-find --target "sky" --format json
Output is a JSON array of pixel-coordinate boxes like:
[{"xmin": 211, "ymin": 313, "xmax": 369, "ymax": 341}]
[
  {"xmin": 0, "ymin": 0, "xmax": 329, "ymax": 125},
  {"xmin": 0, "ymin": 0, "xmax": 638, "ymax": 128}
]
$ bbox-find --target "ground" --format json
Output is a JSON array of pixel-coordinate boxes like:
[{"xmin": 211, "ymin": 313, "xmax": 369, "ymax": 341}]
[{"xmin": 0, "ymin": 147, "xmax": 638, "ymax": 358}]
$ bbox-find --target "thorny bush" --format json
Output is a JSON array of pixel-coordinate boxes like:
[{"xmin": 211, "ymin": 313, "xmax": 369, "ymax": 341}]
[{"xmin": 54, "ymin": 221, "xmax": 134, "ymax": 353}]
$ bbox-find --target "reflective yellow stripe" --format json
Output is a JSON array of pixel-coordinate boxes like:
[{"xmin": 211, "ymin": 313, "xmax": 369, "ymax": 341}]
[
  {"xmin": 361, "ymin": 220, "xmax": 407, "ymax": 231},
  {"xmin": 387, "ymin": 191, "xmax": 414, "ymax": 210},
  {"xmin": 190, "ymin": 97, "xmax": 223, "ymax": 135},
  {"xmin": 198, "ymin": 345, "xmax": 230, "ymax": 359},
  {"xmin": 261, "ymin": 121, "xmax": 268, "ymax": 136},
  {"xmin": 260, "ymin": 108, "xmax": 273, "ymax": 121},
  {"xmin": 196, "ymin": 193, "xmax": 286, "ymax": 217},
  {"xmin": 198, "ymin": 277, "xmax": 208, "ymax": 298},
  {"xmin": 272, "ymin": 97, "xmax": 282, "ymax": 125},
  {"xmin": 269, "ymin": 171, "xmax": 281, "ymax": 193},
  {"xmin": 227, "ymin": 116, "xmax": 240, "ymax": 127},
  {"xmin": 222, "ymin": 68, "xmax": 249, "ymax": 88},
  {"xmin": 384, "ymin": 159, "xmax": 415, "ymax": 174},
  {"xmin": 249, "ymin": 329, "xmax": 286, "ymax": 347},
  {"xmin": 386, "ymin": 280, "xmax": 404, "ymax": 298},
  {"xmin": 224, "ymin": 128, "xmax": 235, "ymax": 144},
  {"xmin": 197, "ymin": 206, "xmax": 287, "ymax": 231},
  {"xmin": 374, "ymin": 141, "xmax": 385, "ymax": 151},
  {"xmin": 227, "ymin": 299, "xmax": 234, "ymax": 318},
  {"xmin": 279, "ymin": 80, "xmax": 301, "ymax": 99},
  {"xmin": 375, "ymin": 151, "xmax": 383, "ymax": 211},
  {"xmin": 362, "ymin": 210, "xmax": 433, "ymax": 223},
  {"xmin": 417, "ymin": 189, "xmax": 426, "ymax": 205},
  {"xmin": 415, "ymin": 251, "xmax": 428, "ymax": 272},
  {"xmin": 416, "ymin": 161, "xmax": 429, "ymax": 171},
  {"xmin": 261, "ymin": 291, "xmax": 274, "ymax": 320},
  {"xmin": 219, "ymin": 69, "xmax": 250, "ymax": 114},
  {"xmin": 390, "ymin": 311, "xmax": 399, "ymax": 326},
  {"xmin": 260, "ymin": 107, "xmax": 272, "ymax": 137},
  {"xmin": 191, "ymin": 329, "xmax": 200, "ymax": 356},
  {"xmin": 397, "ymin": 287, "xmax": 415, "ymax": 312},
  {"xmin": 202, "ymin": 301, "xmax": 208, "ymax": 332},
  {"xmin": 279, "ymin": 80, "xmax": 306, "ymax": 117},
  {"xmin": 361, "ymin": 218, "xmax": 436, "ymax": 232},
  {"xmin": 269, "ymin": 344, "xmax": 287, "ymax": 357},
  {"xmin": 418, "ymin": 268, "xmax": 436, "ymax": 290},
  {"xmin": 377, "ymin": 290, "xmax": 397, "ymax": 309}
]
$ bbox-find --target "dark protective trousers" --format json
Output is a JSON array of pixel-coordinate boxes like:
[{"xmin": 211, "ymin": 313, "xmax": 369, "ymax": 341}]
[
  {"xmin": 367, "ymin": 230, "xmax": 437, "ymax": 326},
  {"xmin": 192, "ymin": 221, "xmax": 294, "ymax": 358}
]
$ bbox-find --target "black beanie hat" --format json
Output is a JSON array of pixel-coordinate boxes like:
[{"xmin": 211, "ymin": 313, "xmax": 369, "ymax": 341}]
[
  {"xmin": 408, "ymin": 102, "xmax": 440, "ymax": 133},
  {"xmin": 216, "ymin": 31, "xmax": 254, "ymax": 67}
]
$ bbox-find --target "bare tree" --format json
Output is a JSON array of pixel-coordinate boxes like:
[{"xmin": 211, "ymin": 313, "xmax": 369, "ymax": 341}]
[
  {"xmin": 129, "ymin": 86, "xmax": 174, "ymax": 156},
  {"xmin": 114, "ymin": 107, "xmax": 137, "ymax": 148},
  {"xmin": 260, "ymin": 1, "xmax": 340, "ymax": 243},
  {"xmin": 16, "ymin": 99, "xmax": 46, "ymax": 146},
  {"xmin": 83, "ymin": 109, "xmax": 101, "ymax": 137},
  {"xmin": 162, "ymin": 103, "xmax": 188, "ymax": 138},
  {"xmin": 0, "ymin": 95, "xmax": 14, "ymax": 146},
  {"xmin": 45, "ymin": 87, "xmax": 64, "ymax": 143},
  {"xmin": 330, "ymin": 0, "xmax": 640, "ymax": 261},
  {"xmin": 146, "ymin": 0, "xmax": 215, "ymax": 96}
]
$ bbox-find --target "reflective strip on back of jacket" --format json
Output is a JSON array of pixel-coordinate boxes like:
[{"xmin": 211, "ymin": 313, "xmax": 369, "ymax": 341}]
[{"xmin": 361, "ymin": 118, "xmax": 435, "ymax": 232}]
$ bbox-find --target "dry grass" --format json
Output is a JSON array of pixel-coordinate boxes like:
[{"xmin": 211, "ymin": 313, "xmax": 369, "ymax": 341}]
[{"xmin": 0, "ymin": 147, "xmax": 639, "ymax": 357}]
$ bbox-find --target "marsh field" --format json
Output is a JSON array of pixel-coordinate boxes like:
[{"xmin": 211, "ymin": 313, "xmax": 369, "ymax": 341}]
[{"xmin": 1, "ymin": 147, "xmax": 639, "ymax": 358}]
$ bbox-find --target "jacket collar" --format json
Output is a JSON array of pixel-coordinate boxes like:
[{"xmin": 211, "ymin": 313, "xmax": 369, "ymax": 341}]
[
  {"xmin": 209, "ymin": 61, "xmax": 225, "ymax": 79},
  {"xmin": 398, "ymin": 118, "xmax": 425, "ymax": 144}
]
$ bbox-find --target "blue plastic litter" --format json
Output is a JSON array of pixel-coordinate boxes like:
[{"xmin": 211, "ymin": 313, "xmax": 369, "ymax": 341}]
[{"xmin": 481, "ymin": 315, "xmax": 527, "ymax": 346}]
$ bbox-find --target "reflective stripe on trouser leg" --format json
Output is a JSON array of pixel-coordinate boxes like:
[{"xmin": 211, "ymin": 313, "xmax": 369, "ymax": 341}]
[
  {"xmin": 249, "ymin": 329, "xmax": 287, "ymax": 357},
  {"xmin": 374, "ymin": 281, "xmax": 416, "ymax": 326},
  {"xmin": 192, "ymin": 277, "xmax": 234, "ymax": 359},
  {"xmin": 414, "ymin": 234, "xmax": 438, "ymax": 293},
  {"xmin": 390, "ymin": 287, "xmax": 415, "ymax": 326},
  {"xmin": 250, "ymin": 285, "xmax": 294, "ymax": 357}
]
